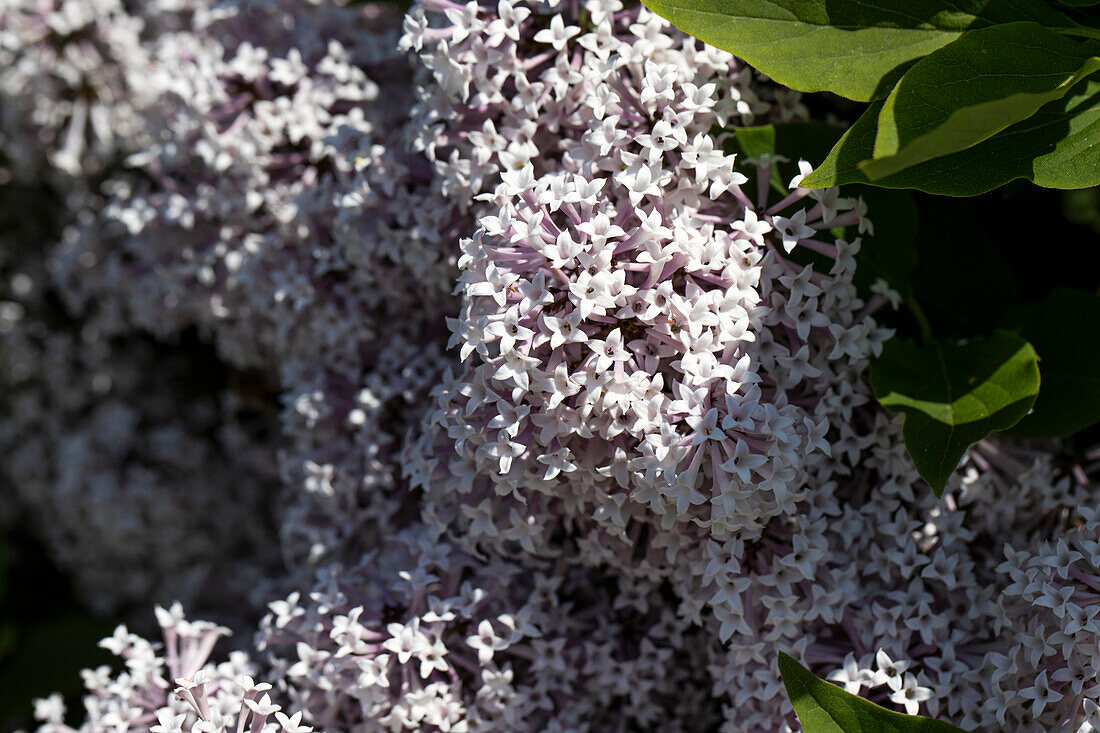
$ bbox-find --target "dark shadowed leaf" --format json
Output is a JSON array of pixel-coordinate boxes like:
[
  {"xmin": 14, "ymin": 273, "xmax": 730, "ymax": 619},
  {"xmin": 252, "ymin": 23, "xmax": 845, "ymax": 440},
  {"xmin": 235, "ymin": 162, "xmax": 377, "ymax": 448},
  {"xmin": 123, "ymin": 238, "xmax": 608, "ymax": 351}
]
[
  {"xmin": 638, "ymin": 0, "xmax": 1076, "ymax": 101},
  {"xmin": 779, "ymin": 653, "xmax": 965, "ymax": 732},
  {"xmin": 869, "ymin": 331, "xmax": 1040, "ymax": 494},
  {"xmin": 849, "ymin": 186, "xmax": 920, "ymax": 296},
  {"xmin": 1003, "ymin": 288, "xmax": 1100, "ymax": 437},
  {"xmin": 908, "ymin": 198, "xmax": 1018, "ymax": 338}
]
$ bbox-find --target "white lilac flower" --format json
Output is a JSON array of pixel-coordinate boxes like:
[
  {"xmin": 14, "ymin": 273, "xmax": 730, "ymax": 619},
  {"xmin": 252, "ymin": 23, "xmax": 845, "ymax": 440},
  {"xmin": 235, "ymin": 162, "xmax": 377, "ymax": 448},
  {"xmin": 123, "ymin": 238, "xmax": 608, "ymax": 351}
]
[
  {"xmin": 0, "ymin": 0, "xmax": 156, "ymax": 177},
  {"xmin": 6, "ymin": 0, "xmax": 458, "ymax": 571},
  {"xmin": 259, "ymin": 524, "xmax": 720, "ymax": 732},
  {"xmin": 33, "ymin": 605, "xmax": 292, "ymax": 733},
  {"xmin": 403, "ymin": 10, "xmax": 887, "ymax": 642}
]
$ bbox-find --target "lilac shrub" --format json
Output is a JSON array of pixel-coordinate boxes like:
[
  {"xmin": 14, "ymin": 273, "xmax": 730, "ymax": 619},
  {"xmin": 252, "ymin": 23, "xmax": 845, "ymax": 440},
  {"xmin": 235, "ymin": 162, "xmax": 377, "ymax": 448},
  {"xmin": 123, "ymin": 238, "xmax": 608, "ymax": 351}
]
[
  {"xmin": 400, "ymin": 3, "xmax": 890, "ymax": 723},
  {"xmin": 4, "ymin": 0, "xmax": 1100, "ymax": 731},
  {"xmin": 402, "ymin": 0, "xmax": 886, "ymax": 567}
]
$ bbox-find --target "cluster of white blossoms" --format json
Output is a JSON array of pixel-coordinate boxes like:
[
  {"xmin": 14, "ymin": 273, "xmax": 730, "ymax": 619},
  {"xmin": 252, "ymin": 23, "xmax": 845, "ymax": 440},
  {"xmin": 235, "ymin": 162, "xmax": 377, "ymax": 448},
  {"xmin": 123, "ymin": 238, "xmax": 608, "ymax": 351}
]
[
  {"xmin": 3, "ymin": 0, "xmax": 1100, "ymax": 731},
  {"xmin": 40, "ymin": 0, "xmax": 464, "ymax": 573},
  {"xmin": 1, "ymin": 0, "xmax": 458, "ymax": 619},
  {"xmin": 259, "ymin": 524, "xmax": 717, "ymax": 732},
  {"xmin": 0, "ymin": 0, "xmax": 151, "ymax": 177},
  {"xmin": 32, "ymin": 604, "xmax": 307, "ymax": 733},
  {"xmin": 400, "ymin": 2, "xmax": 890, "ymax": 720}
]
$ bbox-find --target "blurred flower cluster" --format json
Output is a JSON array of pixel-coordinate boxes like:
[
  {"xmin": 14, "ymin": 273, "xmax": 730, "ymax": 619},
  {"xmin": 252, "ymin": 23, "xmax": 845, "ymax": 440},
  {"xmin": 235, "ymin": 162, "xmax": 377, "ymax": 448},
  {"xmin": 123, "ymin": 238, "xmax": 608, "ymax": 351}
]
[{"xmin": 2, "ymin": 0, "xmax": 1098, "ymax": 731}]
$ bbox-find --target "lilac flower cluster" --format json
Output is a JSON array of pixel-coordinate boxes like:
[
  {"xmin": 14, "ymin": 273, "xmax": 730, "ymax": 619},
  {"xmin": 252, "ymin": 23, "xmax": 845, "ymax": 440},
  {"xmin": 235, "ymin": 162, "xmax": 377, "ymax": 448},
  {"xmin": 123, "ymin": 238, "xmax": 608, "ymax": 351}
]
[
  {"xmin": 400, "ymin": 6, "xmax": 890, "ymax": 719},
  {"xmin": 3, "ymin": 0, "xmax": 1099, "ymax": 731},
  {"xmin": 260, "ymin": 524, "xmax": 717, "ymax": 732},
  {"xmin": 1, "ymin": 0, "xmax": 457, "ymax": 619},
  {"xmin": 54, "ymin": 0, "xmax": 449, "ymax": 369},
  {"xmin": 0, "ymin": 0, "xmax": 151, "ymax": 177},
  {"xmin": 0, "ymin": 176, "xmax": 282, "ymax": 618},
  {"xmin": 42, "ymin": 0, "xmax": 463, "ymax": 574},
  {"xmin": 32, "ymin": 604, "xmax": 306, "ymax": 733}
]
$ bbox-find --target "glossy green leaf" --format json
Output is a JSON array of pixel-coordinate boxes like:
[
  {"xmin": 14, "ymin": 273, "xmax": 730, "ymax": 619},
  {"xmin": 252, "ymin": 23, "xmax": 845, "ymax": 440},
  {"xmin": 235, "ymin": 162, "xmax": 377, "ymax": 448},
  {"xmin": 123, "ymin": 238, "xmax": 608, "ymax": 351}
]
[
  {"xmin": 861, "ymin": 23, "xmax": 1100, "ymax": 179},
  {"xmin": 802, "ymin": 77, "xmax": 1100, "ymax": 194},
  {"xmin": 637, "ymin": 0, "xmax": 1077, "ymax": 101},
  {"xmin": 779, "ymin": 653, "xmax": 965, "ymax": 732},
  {"xmin": 1003, "ymin": 289, "xmax": 1100, "ymax": 437},
  {"xmin": 869, "ymin": 331, "xmax": 1040, "ymax": 494}
]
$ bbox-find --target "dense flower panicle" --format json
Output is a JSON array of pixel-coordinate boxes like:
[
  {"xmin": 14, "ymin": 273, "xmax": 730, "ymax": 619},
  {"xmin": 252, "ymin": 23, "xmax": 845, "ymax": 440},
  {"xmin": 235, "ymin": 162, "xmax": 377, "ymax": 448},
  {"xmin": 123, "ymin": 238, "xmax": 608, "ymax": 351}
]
[
  {"xmin": 0, "ymin": 0, "xmax": 154, "ymax": 177},
  {"xmin": 34, "ymin": 0, "xmax": 464, "ymax": 572},
  {"xmin": 408, "ymin": 163, "xmax": 881, "ymax": 546},
  {"xmin": 32, "ymin": 604, "xmax": 303, "ymax": 733},
  {"xmin": 402, "ymin": 0, "xmax": 804, "ymax": 204},
  {"xmin": 401, "ymin": 0, "xmax": 889, "ymax": 683},
  {"xmin": 260, "ymin": 524, "xmax": 720, "ymax": 732},
  {"xmin": 54, "ymin": 0, "xmax": 445, "ymax": 372}
]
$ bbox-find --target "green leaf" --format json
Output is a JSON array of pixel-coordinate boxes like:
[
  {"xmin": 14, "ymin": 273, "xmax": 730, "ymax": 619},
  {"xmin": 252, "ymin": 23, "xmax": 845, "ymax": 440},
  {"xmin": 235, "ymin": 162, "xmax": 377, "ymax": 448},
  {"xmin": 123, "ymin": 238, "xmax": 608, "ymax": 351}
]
[
  {"xmin": 1002, "ymin": 289, "xmax": 1100, "ymax": 437},
  {"xmin": 637, "ymin": 0, "xmax": 1076, "ymax": 102},
  {"xmin": 779, "ymin": 653, "xmax": 966, "ymax": 732},
  {"xmin": 802, "ymin": 77, "xmax": 1100, "ymax": 194},
  {"xmin": 860, "ymin": 23, "xmax": 1100, "ymax": 180},
  {"xmin": 869, "ymin": 330, "xmax": 1040, "ymax": 494}
]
